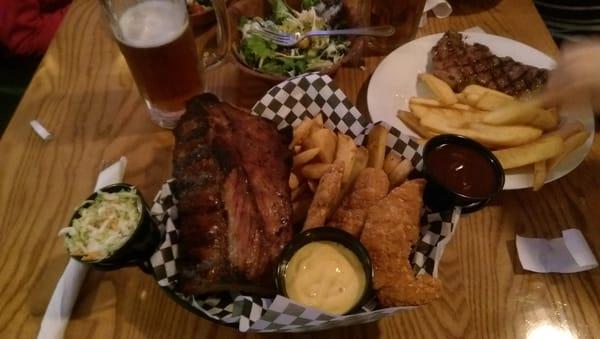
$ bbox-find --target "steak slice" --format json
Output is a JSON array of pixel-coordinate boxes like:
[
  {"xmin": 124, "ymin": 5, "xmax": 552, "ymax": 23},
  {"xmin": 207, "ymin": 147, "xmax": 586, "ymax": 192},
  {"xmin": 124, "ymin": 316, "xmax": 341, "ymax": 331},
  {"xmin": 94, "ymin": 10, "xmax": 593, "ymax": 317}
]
[
  {"xmin": 172, "ymin": 93, "xmax": 292, "ymax": 295},
  {"xmin": 430, "ymin": 31, "xmax": 549, "ymax": 96}
]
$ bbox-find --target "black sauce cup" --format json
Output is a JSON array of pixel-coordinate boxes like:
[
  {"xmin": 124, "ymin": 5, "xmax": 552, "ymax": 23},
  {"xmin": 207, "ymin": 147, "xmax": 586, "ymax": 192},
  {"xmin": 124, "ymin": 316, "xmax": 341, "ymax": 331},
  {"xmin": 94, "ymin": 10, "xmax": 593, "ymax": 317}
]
[
  {"xmin": 66, "ymin": 183, "xmax": 162, "ymax": 272},
  {"xmin": 275, "ymin": 227, "xmax": 373, "ymax": 315},
  {"xmin": 422, "ymin": 134, "xmax": 505, "ymax": 214}
]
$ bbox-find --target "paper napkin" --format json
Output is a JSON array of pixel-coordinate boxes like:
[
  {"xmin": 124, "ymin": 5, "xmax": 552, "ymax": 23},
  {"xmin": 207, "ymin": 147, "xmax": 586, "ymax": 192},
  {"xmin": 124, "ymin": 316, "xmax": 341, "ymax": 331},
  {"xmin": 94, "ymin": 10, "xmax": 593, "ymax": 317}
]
[
  {"xmin": 38, "ymin": 157, "xmax": 127, "ymax": 339},
  {"xmin": 516, "ymin": 229, "xmax": 598, "ymax": 273},
  {"xmin": 420, "ymin": 0, "xmax": 453, "ymax": 26}
]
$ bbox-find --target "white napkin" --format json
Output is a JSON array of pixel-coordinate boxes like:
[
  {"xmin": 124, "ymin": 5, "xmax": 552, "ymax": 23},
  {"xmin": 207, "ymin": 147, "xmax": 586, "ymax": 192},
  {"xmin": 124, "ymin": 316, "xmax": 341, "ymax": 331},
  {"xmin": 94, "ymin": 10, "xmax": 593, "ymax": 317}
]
[
  {"xmin": 420, "ymin": 0, "xmax": 453, "ymax": 27},
  {"xmin": 38, "ymin": 157, "xmax": 127, "ymax": 339},
  {"xmin": 516, "ymin": 229, "xmax": 598, "ymax": 273}
]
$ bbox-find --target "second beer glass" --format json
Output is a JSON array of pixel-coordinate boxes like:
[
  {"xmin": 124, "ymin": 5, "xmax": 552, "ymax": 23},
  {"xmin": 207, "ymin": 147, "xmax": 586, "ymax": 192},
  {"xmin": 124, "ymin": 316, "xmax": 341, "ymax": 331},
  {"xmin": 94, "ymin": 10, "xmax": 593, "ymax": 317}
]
[{"xmin": 368, "ymin": 0, "xmax": 426, "ymax": 54}]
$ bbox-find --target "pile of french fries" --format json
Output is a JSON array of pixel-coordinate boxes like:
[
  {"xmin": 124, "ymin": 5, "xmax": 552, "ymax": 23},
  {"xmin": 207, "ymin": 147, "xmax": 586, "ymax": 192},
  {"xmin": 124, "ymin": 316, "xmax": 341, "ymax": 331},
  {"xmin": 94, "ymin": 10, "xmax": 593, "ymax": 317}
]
[
  {"xmin": 398, "ymin": 73, "xmax": 590, "ymax": 191},
  {"xmin": 289, "ymin": 115, "xmax": 414, "ymax": 224}
]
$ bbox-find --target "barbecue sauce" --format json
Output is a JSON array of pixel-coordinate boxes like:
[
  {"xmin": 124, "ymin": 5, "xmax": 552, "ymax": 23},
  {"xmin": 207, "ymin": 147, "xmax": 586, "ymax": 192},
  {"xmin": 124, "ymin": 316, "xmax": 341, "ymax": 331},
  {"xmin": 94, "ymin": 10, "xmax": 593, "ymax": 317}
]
[{"xmin": 425, "ymin": 143, "xmax": 498, "ymax": 197}]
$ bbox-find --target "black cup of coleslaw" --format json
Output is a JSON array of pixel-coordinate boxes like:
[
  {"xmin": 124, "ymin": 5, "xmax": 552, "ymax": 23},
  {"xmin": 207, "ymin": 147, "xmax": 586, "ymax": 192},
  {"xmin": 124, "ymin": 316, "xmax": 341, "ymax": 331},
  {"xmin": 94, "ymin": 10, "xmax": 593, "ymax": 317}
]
[{"xmin": 63, "ymin": 183, "xmax": 161, "ymax": 271}]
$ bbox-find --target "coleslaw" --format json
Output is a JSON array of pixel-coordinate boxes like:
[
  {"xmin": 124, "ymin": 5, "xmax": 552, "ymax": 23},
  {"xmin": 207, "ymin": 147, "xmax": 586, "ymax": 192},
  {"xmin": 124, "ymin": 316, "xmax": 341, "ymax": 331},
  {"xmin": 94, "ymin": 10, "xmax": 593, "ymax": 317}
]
[{"xmin": 59, "ymin": 188, "xmax": 142, "ymax": 262}]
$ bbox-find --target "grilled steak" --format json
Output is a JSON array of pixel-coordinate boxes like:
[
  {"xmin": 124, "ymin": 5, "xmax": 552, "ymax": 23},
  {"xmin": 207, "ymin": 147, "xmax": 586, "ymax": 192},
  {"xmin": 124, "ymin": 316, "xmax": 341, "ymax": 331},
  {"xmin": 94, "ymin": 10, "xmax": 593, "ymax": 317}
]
[
  {"xmin": 430, "ymin": 31, "xmax": 549, "ymax": 96},
  {"xmin": 172, "ymin": 93, "xmax": 292, "ymax": 295}
]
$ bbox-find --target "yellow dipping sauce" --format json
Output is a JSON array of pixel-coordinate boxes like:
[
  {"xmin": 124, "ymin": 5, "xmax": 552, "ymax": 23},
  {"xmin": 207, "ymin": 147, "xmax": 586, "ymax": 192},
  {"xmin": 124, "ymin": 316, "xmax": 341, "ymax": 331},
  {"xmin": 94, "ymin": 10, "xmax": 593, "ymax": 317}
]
[{"xmin": 284, "ymin": 241, "xmax": 366, "ymax": 315}]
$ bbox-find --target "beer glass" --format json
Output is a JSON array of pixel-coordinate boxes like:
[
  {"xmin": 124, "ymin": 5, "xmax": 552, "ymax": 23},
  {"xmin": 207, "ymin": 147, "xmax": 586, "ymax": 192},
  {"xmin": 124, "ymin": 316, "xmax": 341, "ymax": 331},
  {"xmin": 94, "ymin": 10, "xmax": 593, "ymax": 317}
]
[
  {"xmin": 100, "ymin": 0, "xmax": 229, "ymax": 128},
  {"xmin": 368, "ymin": 0, "xmax": 426, "ymax": 55}
]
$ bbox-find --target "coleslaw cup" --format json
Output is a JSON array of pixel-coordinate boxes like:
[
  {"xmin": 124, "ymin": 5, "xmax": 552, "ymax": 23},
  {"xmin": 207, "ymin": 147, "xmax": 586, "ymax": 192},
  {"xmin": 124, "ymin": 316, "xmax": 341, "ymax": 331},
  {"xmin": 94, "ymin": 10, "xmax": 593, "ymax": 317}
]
[{"xmin": 66, "ymin": 183, "xmax": 162, "ymax": 271}]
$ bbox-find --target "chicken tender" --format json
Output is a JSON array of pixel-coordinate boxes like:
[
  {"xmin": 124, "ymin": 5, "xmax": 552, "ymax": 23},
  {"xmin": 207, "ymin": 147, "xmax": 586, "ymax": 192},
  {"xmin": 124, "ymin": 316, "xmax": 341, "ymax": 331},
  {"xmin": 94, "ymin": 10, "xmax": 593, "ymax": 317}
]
[
  {"xmin": 360, "ymin": 179, "xmax": 441, "ymax": 306},
  {"xmin": 303, "ymin": 162, "xmax": 344, "ymax": 230},
  {"xmin": 328, "ymin": 168, "xmax": 390, "ymax": 237}
]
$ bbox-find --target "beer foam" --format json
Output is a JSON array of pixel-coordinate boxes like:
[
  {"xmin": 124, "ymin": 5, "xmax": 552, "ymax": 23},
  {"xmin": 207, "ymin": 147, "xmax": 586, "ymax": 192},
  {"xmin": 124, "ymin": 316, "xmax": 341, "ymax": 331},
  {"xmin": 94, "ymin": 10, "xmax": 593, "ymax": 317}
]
[{"xmin": 118, "ymin": 1, "xmax": 187, "ymax": 48}]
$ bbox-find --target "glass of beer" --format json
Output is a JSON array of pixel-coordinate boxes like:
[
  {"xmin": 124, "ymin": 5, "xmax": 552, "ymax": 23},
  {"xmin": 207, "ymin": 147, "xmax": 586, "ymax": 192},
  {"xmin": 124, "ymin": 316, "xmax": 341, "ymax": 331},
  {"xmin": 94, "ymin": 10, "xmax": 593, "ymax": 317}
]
[
  {"xmin": 368, "ymin": 0, "xmax": 426, "ymax": 55},
  {"xmin": 100, "ymin": 0, "xmax": 228, "ymax": 128}
]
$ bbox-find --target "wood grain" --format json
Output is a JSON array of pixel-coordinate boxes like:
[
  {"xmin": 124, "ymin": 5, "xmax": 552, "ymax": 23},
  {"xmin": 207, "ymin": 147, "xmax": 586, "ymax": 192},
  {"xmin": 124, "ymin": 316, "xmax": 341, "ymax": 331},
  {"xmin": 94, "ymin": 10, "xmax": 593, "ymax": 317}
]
[{"xmin": 1, "ymin": 0, "xmax": 598, "ymax": 338}]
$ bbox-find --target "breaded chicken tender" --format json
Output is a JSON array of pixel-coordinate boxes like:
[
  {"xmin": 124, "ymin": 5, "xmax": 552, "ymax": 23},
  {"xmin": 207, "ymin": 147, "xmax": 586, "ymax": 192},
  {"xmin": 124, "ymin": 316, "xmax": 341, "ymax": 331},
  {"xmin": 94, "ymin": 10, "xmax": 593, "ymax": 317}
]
[
  {"xmin": 303, "ymin": 162, "xmax": 344, "ymax": 230},
  {"xmin": 360, "ymin": 179, "xmax": 441, "ymax": 306},
  {"xmin": 328, "ymin": 168, "xmax": 390, "ymax": 237}
]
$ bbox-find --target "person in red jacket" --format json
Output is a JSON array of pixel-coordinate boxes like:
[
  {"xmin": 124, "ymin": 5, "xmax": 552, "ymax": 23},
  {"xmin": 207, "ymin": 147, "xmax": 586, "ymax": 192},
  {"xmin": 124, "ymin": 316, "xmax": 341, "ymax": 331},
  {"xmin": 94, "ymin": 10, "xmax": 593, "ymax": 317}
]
[{"xmin": 0, "ymin": 0, "xmax": 71, "ymax": 57}]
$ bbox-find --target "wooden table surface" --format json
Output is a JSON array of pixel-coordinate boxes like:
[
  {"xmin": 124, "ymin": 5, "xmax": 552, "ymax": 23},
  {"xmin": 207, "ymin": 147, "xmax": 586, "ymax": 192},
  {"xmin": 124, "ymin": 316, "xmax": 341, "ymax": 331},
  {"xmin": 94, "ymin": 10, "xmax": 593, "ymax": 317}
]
[{"xmin": 1, "ymin": 0, "xmax": 599, "ymax": 338}]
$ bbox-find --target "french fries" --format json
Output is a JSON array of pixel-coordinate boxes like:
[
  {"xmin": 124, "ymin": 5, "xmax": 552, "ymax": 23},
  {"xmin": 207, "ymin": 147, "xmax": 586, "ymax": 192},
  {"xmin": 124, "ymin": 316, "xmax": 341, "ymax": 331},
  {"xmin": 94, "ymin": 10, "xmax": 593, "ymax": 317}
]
[
  {"xmin": 312, "ymin": 114, "xmax": 324, "ymax": 128},
  {"xmin": 532, "ymin": 161, "xmax": 547, "ymax": 191},
  {"xmin": 484, "ymin": 98, "xmax": 559, "ymax": 131},
  {"xmin": 310, "ymin": 128, "xmax": 337, "ymax": 163},
  {"xmin": 301, "ymin": 163, "xmax": 332, "ymax": 179},
  {"xmin": 410, "ymin": 104, "xmax": 486, "ymax": 128},
  {"xmin": 492, "ymin": 136, "xmax": 564, "ymax": 169},
  {"xmin": 419, "ymin": 73, "xmax": 457, "ymax": 105},
  {"xmin": 345, "ymin": 147, "xmax": 369, "ymax": 192},
  {"xmin": 398, "ymin": 73, "xmax": 588, "ymax": 190},
  {"xmin": 290, "ymin": 117, "xmax": 313, "ymax": 150},
  {"xmin": 473, "ymin": 90, "xmax": 514, "ymax": 111},
  {"xmin": 389, "ymin": 159, "xmax": 413, "ymax": 187},
  {"xmin": 293, "ymin": 148, "xmax": 320, "ymax": 168},
  {"xmin": 458, "ymin": 85, "xmax": 493, "ymax": 106},
  {"xmin": 420, "ymin": 115, "xmax": 542, "ymax": 148},
  {"xmin": 530, "ymin": 107, "xmax": 559, "ymax": 131},
  {"xmin": 397, "ymin": 110, "xmax": 438, "ymax": 139},
  {"xmin": 366, "ymin": 125, "xmax": 388, "ymax": 169},
  {"xmin": 547, "ymin": 130, "xmax": 590, "ymax": 170},
  {"xmin": 383, "ymin": 152, "xmax": 403, "ymax": 175},
  {"xmin": 409, "ymin": 97, "xmax": 472, "ymax": 111},
  {"xmin": 289, "ymin": 114, "xmax": 418, "ymax": 228},
  {"xmin": 483, "ymin": 100, "xmax": 540, "ymax": 125},
  {"xmin": 289, "ymin": 172, "xmax": 300, "ymax": 190}
]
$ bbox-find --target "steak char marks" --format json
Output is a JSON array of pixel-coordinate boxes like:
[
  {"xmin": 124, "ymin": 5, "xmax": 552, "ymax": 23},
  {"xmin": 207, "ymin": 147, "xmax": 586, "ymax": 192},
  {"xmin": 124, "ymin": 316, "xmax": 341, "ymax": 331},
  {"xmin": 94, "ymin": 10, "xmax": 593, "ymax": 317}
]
[
  {"xmin": 173, "ymin": 94, "xmax": 292, "ymax": 295},
  {"xmin": 430, "ymin": 31, "xmax": 549, "ymax": 96}
]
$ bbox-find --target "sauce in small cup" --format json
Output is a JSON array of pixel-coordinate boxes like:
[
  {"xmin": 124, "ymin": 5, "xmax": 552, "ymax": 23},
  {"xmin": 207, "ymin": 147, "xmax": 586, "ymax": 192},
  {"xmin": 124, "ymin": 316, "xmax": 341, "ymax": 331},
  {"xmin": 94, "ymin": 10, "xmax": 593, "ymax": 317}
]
[
  {"xmin": 423, "ymin": 134, "xmax": 505, "ymax": 213},
  {"xmin": 275, "ymin": 227, "xmax": 373, "ymax": 315}
]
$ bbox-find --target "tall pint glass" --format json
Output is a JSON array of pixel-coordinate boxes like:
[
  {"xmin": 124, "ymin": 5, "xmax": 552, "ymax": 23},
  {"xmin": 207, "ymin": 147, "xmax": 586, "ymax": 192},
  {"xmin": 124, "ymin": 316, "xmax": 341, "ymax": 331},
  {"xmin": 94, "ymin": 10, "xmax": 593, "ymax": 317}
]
[
  {"xmin": 100, "ymin": 0, "xmax": 203, "ymax": 128},
  {"xmin": 368, "ymin": 0, "xmax": 426, "ymax": 55}
]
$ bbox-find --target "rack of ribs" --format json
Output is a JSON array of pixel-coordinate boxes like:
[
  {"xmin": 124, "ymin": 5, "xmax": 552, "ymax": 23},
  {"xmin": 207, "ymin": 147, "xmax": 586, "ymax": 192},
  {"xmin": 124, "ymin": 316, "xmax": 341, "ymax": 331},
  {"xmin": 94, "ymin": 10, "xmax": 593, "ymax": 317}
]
[
  {"xmin": 172, "ymin": 93, "xmax": 293, "ymax": 295},
  {"xmin": 430, "ymin": 31, "xmax": 549, "ymax": 97}
]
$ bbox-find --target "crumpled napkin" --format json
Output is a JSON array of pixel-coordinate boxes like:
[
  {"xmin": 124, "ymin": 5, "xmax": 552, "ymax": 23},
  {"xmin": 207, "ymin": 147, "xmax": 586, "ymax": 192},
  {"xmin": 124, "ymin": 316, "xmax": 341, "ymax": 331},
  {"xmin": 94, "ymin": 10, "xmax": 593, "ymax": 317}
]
[
  {"xmin": 516, "ymin": 228, "xmax": 598, "ymax": 273},
  {"xmin": 421, "ymin": 0, "xmax": 453, "ymax": 26},
  {"xmin": 38, "ymin": 157, "xmax": 127, "ymax": 339}
]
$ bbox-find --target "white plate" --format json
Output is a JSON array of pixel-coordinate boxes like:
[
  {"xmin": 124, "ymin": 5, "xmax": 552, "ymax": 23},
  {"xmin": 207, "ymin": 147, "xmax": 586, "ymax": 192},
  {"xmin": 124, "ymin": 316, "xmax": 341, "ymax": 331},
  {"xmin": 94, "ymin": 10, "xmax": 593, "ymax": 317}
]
[{"xmin": 367, "ymin": 32, "xmax": 594, "ymax": 190}]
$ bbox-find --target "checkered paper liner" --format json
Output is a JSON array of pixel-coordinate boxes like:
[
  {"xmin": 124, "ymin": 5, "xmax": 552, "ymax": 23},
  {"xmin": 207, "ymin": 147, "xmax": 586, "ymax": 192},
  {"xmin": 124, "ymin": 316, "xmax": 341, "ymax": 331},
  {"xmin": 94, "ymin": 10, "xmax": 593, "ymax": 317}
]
[{"xmin": 147, "ymin": 73, "xmax": 461, "ymax": 332}]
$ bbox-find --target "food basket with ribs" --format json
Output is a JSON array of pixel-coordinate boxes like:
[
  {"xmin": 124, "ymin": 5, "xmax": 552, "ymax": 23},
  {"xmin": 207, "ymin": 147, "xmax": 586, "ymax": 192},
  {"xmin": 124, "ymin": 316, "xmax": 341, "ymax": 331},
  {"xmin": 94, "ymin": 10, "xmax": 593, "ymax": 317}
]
[{"xmin": 147, "ymin": 73, "xmax": 461, "ymax": 332}]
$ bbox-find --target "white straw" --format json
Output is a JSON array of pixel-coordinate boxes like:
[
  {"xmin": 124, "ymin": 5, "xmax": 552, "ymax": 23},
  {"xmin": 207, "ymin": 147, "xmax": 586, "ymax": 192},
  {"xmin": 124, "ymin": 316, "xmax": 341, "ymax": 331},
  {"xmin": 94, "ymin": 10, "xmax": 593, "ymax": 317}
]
[{"xmin": 30, "ymin": 120, "xmax": 53, "ymax": 141}]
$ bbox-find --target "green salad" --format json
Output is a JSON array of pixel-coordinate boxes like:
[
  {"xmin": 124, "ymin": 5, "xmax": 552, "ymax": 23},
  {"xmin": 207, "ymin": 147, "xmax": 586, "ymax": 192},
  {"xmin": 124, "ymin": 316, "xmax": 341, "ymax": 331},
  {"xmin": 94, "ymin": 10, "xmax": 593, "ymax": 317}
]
[{"xmin": 238, "ymin": 0, "xmax": 350, "ymax": 77}]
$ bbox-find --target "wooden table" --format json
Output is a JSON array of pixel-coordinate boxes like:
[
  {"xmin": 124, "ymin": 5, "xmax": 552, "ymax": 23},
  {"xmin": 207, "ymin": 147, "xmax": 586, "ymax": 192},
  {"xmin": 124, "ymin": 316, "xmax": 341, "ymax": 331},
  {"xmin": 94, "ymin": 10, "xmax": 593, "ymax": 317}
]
[{"xmin": 1, "ymin": 0, "xmax": 599, "ymax": 338}]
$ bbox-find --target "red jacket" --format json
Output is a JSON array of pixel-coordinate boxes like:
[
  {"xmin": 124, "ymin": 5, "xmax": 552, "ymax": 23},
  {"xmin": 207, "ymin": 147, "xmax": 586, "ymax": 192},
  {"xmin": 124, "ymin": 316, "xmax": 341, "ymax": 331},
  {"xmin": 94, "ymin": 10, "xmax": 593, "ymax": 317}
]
[{"xmin": 0, "ymin": 0, "xmax": 70, "ymax": 57}]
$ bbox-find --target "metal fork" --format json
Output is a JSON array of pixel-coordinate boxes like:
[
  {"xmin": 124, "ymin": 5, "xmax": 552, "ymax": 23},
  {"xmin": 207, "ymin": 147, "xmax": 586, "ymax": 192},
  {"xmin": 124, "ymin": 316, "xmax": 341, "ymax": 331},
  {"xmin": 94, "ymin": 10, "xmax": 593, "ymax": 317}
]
[{"xmin": 252, "ymin": 25, "xmax": 395, "ymax": 47}]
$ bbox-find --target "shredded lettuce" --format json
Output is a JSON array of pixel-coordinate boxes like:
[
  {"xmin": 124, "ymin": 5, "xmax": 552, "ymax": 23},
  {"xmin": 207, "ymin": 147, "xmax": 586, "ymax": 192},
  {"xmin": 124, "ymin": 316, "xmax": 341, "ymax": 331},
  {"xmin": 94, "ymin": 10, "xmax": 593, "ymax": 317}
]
[
  {"xmin": 58, "ymin": 188, "xmax": 142, "ymax": 262},
  {"xmin": 302, "ymin": 0, "xmax": 320, "ymax": 8},
  {"xmin": 269, "ymin": 0, "xmax": 295, "ymax": 25},
  {"xmin": 239, "ymin": 0, "xmax": 348, "ymax": 77}
]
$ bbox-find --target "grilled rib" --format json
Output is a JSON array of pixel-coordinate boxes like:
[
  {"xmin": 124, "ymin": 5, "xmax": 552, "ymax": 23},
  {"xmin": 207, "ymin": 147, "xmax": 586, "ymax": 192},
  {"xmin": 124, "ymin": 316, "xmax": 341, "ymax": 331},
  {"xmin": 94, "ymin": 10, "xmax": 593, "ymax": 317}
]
[{"xmin": 172, "ymin": 93, "xmax": 292, "ymax": 295}]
